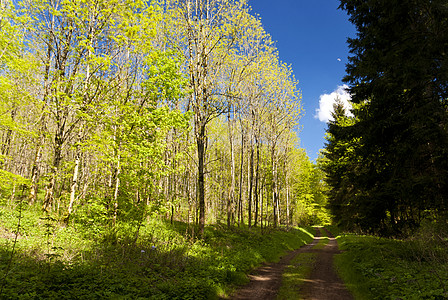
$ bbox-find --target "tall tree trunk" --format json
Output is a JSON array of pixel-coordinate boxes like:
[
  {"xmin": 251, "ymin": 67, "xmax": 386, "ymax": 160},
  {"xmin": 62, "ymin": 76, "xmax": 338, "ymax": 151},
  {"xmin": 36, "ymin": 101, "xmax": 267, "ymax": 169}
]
[
  {"xmin": 238, "ymin": 131, "xmax": 245, "ymax": 226},
  {"xmin": 41, "ymin": 8, "xmax": 56, "ymax": 212},
  {"xmin": 196, "ymin": 121, "xmax": 206, "ymax": 237},
  {"xmin": 248, "ymin": 139, "xmax": 254, "ymax": 228},
  {"xmin": 187, "ymin": 0, "xmax": 209, "ymax": 237},
  {"xmin": 260, "ymin": 178, "xmax": 264, "ymax": 230},
  {"xmin": 29, "ymin": 77, "xmax": 48, "ymax": 205},
  {"xmin": 67, "ymin": 151, "xmax": 80, "ymax": 219},
  {"xmin": 112, "ymin": 155, "xmax": 120, "ymax": 227},
  {"xmin": 67, "ymin": 124, "xmax": 84, "ymax": 222},
  {"xmin": 254, "ymin": 138, "xmax": 260, "ymax": 227},
  {"xmin": 227, "ymin": 113, "xmax": 235, "ymax": 227},
  {"xmin": 29, "ymin": 143, "xmax": 42, "ymax": 205},
  {"xmin": 186, "ymin": 170, "xmax": 193, "ymax": 226},
  {"xmin": 42, "ymin": 131, "xmax": 63, "ymax": 212},
  {"xmin": 67, "ymin": 22, "xmax": 92, "ymax": 221},
  {"xmin": 271, "ymin": 145, "xmax": 277, "ymax": 227},
  {"xmin": 274, "ymin": 159, "xmax": 281, "ymax": 225},
  {"xmin": 286, "ymin": 177, "xmax": 290, "ymax": 227}
]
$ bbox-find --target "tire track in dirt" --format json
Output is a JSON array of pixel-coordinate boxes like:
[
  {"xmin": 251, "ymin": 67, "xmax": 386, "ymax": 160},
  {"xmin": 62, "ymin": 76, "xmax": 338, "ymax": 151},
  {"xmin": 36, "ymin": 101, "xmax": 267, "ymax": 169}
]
[{"xmin": 229, "ymin": 227, "xmax": 353, "ymax": 300}]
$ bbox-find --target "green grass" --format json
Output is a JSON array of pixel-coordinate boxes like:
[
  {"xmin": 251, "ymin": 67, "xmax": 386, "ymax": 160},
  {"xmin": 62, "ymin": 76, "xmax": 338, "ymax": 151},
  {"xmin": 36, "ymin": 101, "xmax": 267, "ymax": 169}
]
[
  {"xmin": 335, "ymin": 234, "xmax": 448, "ymax": 300},
  {"xmin": 334, "ymin": 249, "xmax": 372, "ymax": 300},
  {"xmin": 0, "ymin": 204, "xmax": 314, "ymax": 299}
]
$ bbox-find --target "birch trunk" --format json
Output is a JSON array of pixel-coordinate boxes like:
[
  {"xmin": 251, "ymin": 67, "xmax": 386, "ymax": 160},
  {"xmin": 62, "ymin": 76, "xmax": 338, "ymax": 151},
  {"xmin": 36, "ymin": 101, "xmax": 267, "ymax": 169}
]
[{"xmin": 67, "ymin": 151, "xmax": 80, "ymax": 218}]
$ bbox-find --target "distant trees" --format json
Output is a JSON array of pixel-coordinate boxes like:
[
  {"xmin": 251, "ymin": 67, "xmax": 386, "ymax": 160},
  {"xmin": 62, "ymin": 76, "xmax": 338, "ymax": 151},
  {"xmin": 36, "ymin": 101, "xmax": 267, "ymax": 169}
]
[
  {"xmin": 159, "ymin": 0, "xmax": 268, "ymax": 235},
  {"xmin": 324, "ymin": 0, "xmax": 448, "ymax": 236},
  {"xmin": 158, "ymin": 0, "xmax": 306, "ymax": 232}
]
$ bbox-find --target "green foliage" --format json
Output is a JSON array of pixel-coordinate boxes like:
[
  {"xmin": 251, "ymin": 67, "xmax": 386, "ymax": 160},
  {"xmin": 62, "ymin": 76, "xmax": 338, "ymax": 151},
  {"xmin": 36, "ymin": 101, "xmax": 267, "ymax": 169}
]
[
  {"xmin": 335, "ymin": 234, "xmax": 448, "ymax": 300},
  {"xmin": 0, "ymin": 170, "xmax": 29, "ymax": 198},
  {"xmin": 291, "ymin": 149, "xmax": 330, "ymax": 226},
  {"xmin": 334, "ymin": 251, "xmax": 372, "ymax": 300},
  {"xmin": 0, "ymin": 203, "xmax": 314, "ymax": 299},
  {"xmin": 0, "ymin": 1, "xmax": 38, "ymax": 174}
]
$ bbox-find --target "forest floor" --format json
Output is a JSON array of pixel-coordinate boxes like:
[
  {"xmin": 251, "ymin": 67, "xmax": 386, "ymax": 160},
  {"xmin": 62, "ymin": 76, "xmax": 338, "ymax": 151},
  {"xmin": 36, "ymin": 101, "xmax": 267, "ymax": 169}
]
[{"xmin": 230, "ymin": 227, "xmax": 354, "ymax": 300}]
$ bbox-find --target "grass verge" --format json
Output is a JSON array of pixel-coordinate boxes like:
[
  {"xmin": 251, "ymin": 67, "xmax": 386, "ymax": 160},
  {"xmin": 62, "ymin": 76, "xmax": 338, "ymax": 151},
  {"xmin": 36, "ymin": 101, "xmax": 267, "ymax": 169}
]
[
  {"xmin": 335, "ymin": 234, "xmax": 448, "ymax": 300},
  {"xmin": 0, "ymin": 205, "xmax": 314, "ymax": 299}
]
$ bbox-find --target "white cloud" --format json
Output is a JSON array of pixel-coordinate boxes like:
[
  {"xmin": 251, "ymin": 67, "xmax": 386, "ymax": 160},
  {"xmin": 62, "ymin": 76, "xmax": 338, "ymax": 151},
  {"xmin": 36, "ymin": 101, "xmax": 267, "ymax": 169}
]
[{"xmin": 315, "ymin": 85, "xmax": 352, "ymax": 123}]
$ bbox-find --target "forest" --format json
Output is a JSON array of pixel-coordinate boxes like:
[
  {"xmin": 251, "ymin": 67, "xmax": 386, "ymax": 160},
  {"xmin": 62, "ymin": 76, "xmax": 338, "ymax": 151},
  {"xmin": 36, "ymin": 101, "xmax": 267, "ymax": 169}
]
[
  {"xmin": 1, "ymin": 0, "xmax": 447, "ymax": 299},
  {"xmin": 0, "ymin": 0, "xmax": 327, "ymax": 234}
]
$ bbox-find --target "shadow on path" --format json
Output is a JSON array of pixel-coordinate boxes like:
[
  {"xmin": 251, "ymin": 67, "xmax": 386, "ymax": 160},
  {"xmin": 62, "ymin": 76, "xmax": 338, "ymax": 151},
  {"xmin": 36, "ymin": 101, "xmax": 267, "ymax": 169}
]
[
  {"xmin": 229, "ymin": 227, "xmax": 353, "ymax": 300},
  {"xmin": 230, "ymin": 229, "xmax": 319, "ymax": 299}
]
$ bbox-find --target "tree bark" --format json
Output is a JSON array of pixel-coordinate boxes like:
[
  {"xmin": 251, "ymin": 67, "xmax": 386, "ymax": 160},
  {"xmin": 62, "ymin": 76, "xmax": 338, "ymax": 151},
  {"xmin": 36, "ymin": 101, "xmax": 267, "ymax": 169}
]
[
  {"xmin": 67, "ymin": 123, "xmax": 85, "ymax": 222},
  {"xmin": 29, "ymin": 143, "xmax": 42, "ymax": 205},
  {"xmin": 254, "ymin": 137, "xmax": 260, "ymax": 227},
  {"xmin": 248, "ymin": 136, "xmax": 254, "ymax": 228},
  {"xmin": 42, "ymin": 132, "xmax": 63, "ymax": 212},
  {"xmin": 227, "ymin": 113, "xmax": 235, "ymax": 227},
  {"xmin": 67, "ymin": 151, "xmax": 80, "ymax": 220},
  {"xmin": 196, "ymin": 121, "xmax": 206, "ymax": 237},
  {"xmin": 238, "ymin": 131, "xmax": 244, "ymax": 226},
  {"xmin": 112, "ymin": 155, "xmax": 120, "ymax": 227},
  {"xmin": 271, "ymin": 144, "xmax": 278, "ymax": 227}
]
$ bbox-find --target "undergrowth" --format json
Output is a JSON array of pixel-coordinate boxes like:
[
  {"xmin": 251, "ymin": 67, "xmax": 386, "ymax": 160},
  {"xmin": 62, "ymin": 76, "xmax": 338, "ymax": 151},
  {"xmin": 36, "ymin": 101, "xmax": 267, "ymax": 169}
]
[
  {"xmin": 0, "ymin": 204, "xmax": 314, "ymax": 299},
  {"xmin": 335, "ymin": 233, "xmax": 448, "ymax": 300}
]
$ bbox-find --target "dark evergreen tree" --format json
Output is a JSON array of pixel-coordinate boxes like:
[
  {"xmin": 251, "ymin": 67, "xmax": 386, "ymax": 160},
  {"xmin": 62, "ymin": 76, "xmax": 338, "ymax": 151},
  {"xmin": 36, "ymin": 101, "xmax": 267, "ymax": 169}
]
[
  {"xmin": 322, "ymin": 99, "xmax": 360, "ymax": 231},
  {"xmin": 334, "ymin": 0, "xmax": 448, "ymax": 235}
]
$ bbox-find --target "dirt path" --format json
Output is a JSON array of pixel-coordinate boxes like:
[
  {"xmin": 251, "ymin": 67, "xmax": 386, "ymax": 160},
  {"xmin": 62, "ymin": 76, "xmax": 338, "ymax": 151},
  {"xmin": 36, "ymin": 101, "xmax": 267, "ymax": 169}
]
[
  {"xmin": 300, "ymin": 228, "xmax": 353, "ymax": 300},
  {"xmin": 229, "ymin": 228, "xmax": 353, "ymax": 300}
]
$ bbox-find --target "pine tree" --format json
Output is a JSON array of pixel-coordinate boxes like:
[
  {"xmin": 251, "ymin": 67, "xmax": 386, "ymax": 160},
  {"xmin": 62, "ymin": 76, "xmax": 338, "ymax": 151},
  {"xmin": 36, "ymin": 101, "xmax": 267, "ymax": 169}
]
[{"xmin": 337, "ymin": 0, "xmax": 448, "ymax": 235}]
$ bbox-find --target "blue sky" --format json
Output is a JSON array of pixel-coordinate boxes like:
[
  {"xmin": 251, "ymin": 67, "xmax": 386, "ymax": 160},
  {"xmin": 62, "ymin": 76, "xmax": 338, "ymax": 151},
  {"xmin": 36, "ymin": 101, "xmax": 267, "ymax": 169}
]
[{"xmin": 249, "ymin": 0, "xmax": 356, "ymax": 161}]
